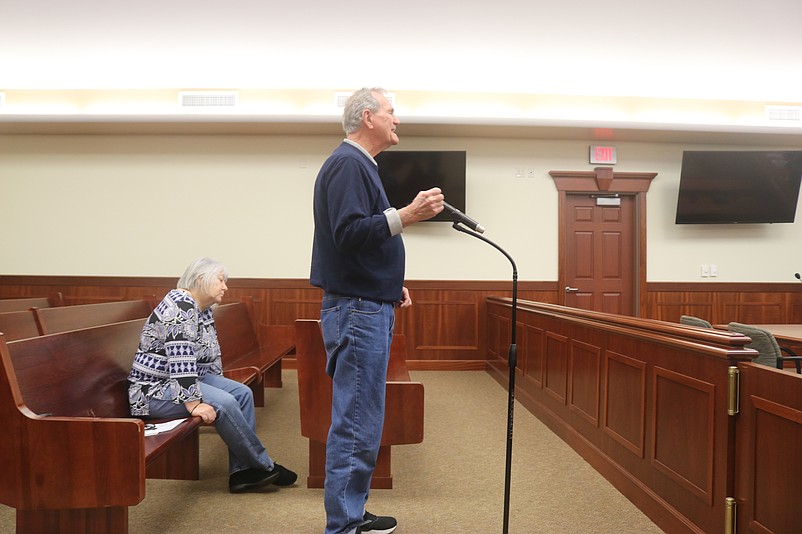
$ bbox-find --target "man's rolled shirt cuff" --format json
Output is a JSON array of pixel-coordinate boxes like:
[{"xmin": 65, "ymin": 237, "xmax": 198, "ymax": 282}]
[{"xmin": 384, "ymin": 207, "xmax": 403, "ymax": 236}]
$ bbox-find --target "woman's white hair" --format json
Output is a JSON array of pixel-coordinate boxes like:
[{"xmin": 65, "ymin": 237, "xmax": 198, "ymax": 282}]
[
  {"xmin": 342, "ymin": 87, "xmax": 387, "ymax": 135},
  {"xmin": 177, "ymin": 257, "xmax": 228, "ymax": 294}
]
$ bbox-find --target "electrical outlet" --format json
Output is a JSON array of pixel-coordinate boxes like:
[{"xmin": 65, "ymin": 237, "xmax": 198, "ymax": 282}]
[
  {"xmin": 515, "ymin": 168, "xmax": 524, "ymax": 178},
  {"xmin": 710, "ymin": 264, "xmax": 718, "ymax": 277},
  {"xmin": 527, "ymin": 168, "xmax": 536, "ymax": 178}
]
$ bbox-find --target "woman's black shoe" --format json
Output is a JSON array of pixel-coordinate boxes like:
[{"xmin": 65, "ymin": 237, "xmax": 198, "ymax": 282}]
[
  {"xmin": 229, "ymin": 467, "xmax": 279, "ymax": 493},
  {"xmin": 270, "ymin": 463, "xmax": 298, "ymax": 487}
]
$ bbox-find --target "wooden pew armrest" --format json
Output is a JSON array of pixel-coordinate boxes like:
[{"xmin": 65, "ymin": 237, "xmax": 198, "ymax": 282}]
[
  {"xmin": 2, "ymin": 415, "xmax": 145, "ymax": 510},
  {"xmin": 223, "ymin": 366, "xmax": 262, "ymax": 385}
]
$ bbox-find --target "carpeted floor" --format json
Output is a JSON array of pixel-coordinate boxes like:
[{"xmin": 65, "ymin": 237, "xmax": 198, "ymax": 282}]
[{"xmin": 0, "ymin": 370, "xmax": 664, "ymax": 533}]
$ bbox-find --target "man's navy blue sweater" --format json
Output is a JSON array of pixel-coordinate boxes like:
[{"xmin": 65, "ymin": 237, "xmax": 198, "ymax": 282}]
[{"xmin": 310, "ymin": 142, "xmax": 405, "ymax": 303}]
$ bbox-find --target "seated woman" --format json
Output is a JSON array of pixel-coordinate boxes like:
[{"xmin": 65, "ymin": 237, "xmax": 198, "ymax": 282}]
[{"xmin": 127, "ymin": 257, "xmax": 296, "ymax": 493}]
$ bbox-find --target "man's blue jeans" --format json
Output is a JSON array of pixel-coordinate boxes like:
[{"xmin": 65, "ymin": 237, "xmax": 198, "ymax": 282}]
[
  {"xmin": 147, "ymin": 373, "xmax": 274, "ymax": 475},
  {"xmin": 320, "ymin": 294, "xmax": 395, "ymax": 534}
]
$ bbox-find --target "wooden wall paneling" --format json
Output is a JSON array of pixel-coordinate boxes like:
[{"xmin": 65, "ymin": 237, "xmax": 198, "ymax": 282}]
[
  {"xmin": 646, "ymin": 289, "xmax": 717, "ymax": 323},
  {"xmin": 788, "ymin": 292, "xmax": 802, "ymax": 323},
  {"xmin": 411, "ymin": 290, "xmax": 480, "ymax": 359},
  {"xmin": 722, "ymin": 291, "xmax": 787, "ymax": 324},
  {"xmin": 645, "ymin": 282, "xmax": 802, "ymax": 325},
  {"xmin": 10, "ymin": 276, "xmax": 802, "ymax": 369}
]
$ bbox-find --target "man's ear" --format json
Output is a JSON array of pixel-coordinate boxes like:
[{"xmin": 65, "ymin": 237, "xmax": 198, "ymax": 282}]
[{"xmin": 362, "ymin": 108, "xmax": 374, "ymax": 129}]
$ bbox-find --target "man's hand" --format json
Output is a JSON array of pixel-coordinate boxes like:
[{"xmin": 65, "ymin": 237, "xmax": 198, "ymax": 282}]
[
  {"xmin": 398, "ymin": 187, "xmax": 445, "ymax": 227},
  {"xmin": 396, "ymin": 286, "xmax": 412, "ymax": 308}
]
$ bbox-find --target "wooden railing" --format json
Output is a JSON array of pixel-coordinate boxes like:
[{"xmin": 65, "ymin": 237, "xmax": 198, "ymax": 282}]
[{"xmin": 486, "ymin": 297, "xmax": 802, "ymax": 534}]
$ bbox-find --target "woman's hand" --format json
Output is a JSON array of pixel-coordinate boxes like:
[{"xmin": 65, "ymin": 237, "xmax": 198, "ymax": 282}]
[{"xmin": 187, "ymin": 401, "xmax": 216, "ymax": 424}]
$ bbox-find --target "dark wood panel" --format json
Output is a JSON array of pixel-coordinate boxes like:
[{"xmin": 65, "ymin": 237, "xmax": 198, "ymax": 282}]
[
  {"xmin": 652, "ymin": 367, "xmax": 716, "ymax": 505},
  {"xmin": 569, "ymin": 340, "xmax": 601, "ymax": 427},
  {"xmin": 0, "ymin": 276, "xmax": 558, "ymax": 368},
  {"xmin": 645, "ymin": 282, "xmax": 802, "ymax": 325},
  {"xmin": 736, "ymin": 363, "xmax": 802, "ymax": 534},
  {"xmin": 603, "ymin": 351, "xmax": 646, "ymax": 458},
  {"xmin": 545, "ymin": 332, "xmax": 568, "ymax": 404}
]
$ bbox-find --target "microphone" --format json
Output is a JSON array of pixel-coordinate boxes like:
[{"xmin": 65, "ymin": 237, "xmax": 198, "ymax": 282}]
[{"xmin": 442, "ymin": 201, "xmax": 485, "ymax": 234}]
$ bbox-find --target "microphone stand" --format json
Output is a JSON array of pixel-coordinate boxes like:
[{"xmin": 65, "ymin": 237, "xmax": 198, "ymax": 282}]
[{"xmin": 449, "ymin": 221, "xmax": 518, "ymax": 534}]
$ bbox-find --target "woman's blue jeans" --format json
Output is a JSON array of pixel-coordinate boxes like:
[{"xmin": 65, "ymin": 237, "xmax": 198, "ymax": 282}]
[
  {"xmin": 147, "ymin": 373, "xmax": 274, "ymax": 475},
  {"xmin": 320, "ymin": 294, "xmax": 395, "ymax": 534}
]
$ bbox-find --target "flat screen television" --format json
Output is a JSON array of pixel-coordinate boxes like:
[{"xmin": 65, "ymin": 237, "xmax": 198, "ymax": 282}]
[
  {"xmin": 675, "ymin": 150, "xmax": 802, "ymax": 224},
  {"xmin": 375, "ymin": 150, "xmax": 467, "ymax": 223}
]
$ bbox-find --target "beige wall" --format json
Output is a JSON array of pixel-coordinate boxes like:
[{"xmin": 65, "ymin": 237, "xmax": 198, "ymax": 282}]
[{"xmin": 3, "ymin": 133, "xmax": 801, "ymax": 282}]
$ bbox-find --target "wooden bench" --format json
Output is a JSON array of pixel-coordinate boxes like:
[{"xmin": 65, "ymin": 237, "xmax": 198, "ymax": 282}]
[
  {"xmin": 0, "ymin": 292, "xmax": 63, "ymax": 313},
  {"xmin": 214, "ymin": 299, "xmax": 295, "ymax": 407},
  {"xmin": 0, "ymin": 309, "xmax": 40, "ymax": 341},
  {"xmin": 0, "ymin": 319, "xmax": 203, "ymax": 534},
  {"xmin": 294, "ymin": 319, "xmax": 424, "ymax": 489},
  {"xmin": 33, "ymin": 298, "xmax": 155, "ymax": 335}
]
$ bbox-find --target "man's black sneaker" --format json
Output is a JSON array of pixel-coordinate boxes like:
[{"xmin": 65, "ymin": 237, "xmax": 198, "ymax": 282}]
[
  {"xmin": 270, "ymin": 463, "xmax": 298, "ymax": 487},
  {"xmin": 356, "ymin": 511, "xmax": 397, "ymax": 534},
  {"xmin": 228, "ymin": 467, "xmax": 279, "ymax": 493}
]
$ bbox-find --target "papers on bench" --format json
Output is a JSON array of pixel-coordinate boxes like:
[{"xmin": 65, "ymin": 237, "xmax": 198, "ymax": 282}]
[{"xmin": 144, "ymin": 418, "xmax": 187, "ymax": 437}]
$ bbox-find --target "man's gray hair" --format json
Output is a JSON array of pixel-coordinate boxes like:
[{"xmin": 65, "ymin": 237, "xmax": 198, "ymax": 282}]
[
  {"xmin": 177, "ymin": 257, "xmax": 228, "ymax": 294},
  {"xmin": 342, "ymin": 87, "xmax": 387, "ymax": 135}
]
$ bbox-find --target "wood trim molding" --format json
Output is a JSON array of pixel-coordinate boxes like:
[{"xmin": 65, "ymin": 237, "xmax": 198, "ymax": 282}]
[{"xmin": 549, "ymin": 168, "xmax": 658, "ymax": 193}]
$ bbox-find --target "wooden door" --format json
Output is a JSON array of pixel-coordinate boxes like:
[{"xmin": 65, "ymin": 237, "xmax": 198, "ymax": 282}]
[
  {"xmin": 551, "ymin": 168, "xmax": 656, "ymax": 317},
  {"xmin": 563, "ymin": 193, "xmax": 635, "ymax": 315}
]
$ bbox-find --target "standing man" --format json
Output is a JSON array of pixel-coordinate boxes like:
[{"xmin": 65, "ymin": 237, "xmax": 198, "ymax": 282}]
[{"xmin": 311, "ymin": 87, "xmax": 444, "ymax": 534}]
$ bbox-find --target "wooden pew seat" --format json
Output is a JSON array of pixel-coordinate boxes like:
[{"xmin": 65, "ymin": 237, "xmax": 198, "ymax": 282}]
[
  {"xmin": 0, "ymin": 319, "xmax": 203, "ymax": 534},
  {"xmin": 215, "ymin": 300, "xmax": 295, "ymax": 407},
  {"xmin": 295, "ymin": 319, "xmax": 424, "ymax": 489}
]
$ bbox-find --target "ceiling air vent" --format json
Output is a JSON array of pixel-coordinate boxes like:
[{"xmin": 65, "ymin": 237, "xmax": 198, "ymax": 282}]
[
  {"xmin": 765, "ymin": 105, "xmax": 801, "ymax": 122},
  {"xmin": 179, "ymin": 91, "xmax": 238, "ymax": 108}
]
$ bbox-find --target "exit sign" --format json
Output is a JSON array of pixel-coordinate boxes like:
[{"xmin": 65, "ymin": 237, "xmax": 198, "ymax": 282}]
[{"xmin": 590, "ymin": 145, "xmax": 617, "ymax": 164}]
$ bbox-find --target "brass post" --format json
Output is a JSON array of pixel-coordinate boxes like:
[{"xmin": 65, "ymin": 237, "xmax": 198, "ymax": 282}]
[
  {"xmin": 727, "ymin": 366, "xmax": 739, "ymax": 416},
  {"xmin": 725, "ymin": 496, "xmax": 737, "ymax": 534}
]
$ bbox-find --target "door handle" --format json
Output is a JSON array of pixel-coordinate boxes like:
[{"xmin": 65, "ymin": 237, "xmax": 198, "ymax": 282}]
[{"xmin": 565, "ymin": 286, "xmax": 579, "ymax": 293}]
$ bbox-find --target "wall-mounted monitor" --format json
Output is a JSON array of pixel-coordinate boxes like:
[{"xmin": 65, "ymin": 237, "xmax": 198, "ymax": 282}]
[
  {"xmin": 376, "ymin": 150, "xmax": 467, "ymax": 223},
  {"xmin": 675, "ymin": 150, "xmax": 802, "ymax": 224}
]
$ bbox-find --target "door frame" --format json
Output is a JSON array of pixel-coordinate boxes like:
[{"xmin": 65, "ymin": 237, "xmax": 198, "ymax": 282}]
[{"xmin": 550, "ymin": 167, "xmax": 657, "ymax": 316}]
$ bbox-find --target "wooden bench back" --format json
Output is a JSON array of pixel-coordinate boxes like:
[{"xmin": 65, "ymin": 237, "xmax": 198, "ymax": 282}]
[
  {"xmin": 34, "ymin": 298, "xmax": 153, "ymax": 335},
  {"xmin": 214, "ymin": 301, "xmax": 260, "ymax": 360},
  {"xmin": 6, "ymin": 318, "xmax": 145, "ymax": 418},
  {"xmin": 295, "ymin": 319, "xmax": 333, "ymax": 443},
  {"xmin": 0, "ymin": 309, "xmax": 40, "ymax": 341},
  {"xmin": 294, "ymin": 319, "xmax": 411, "ymax": 443},
  {"xmin": 0, "ymin": 292, "xmax": 63, "ymax": 313}
]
